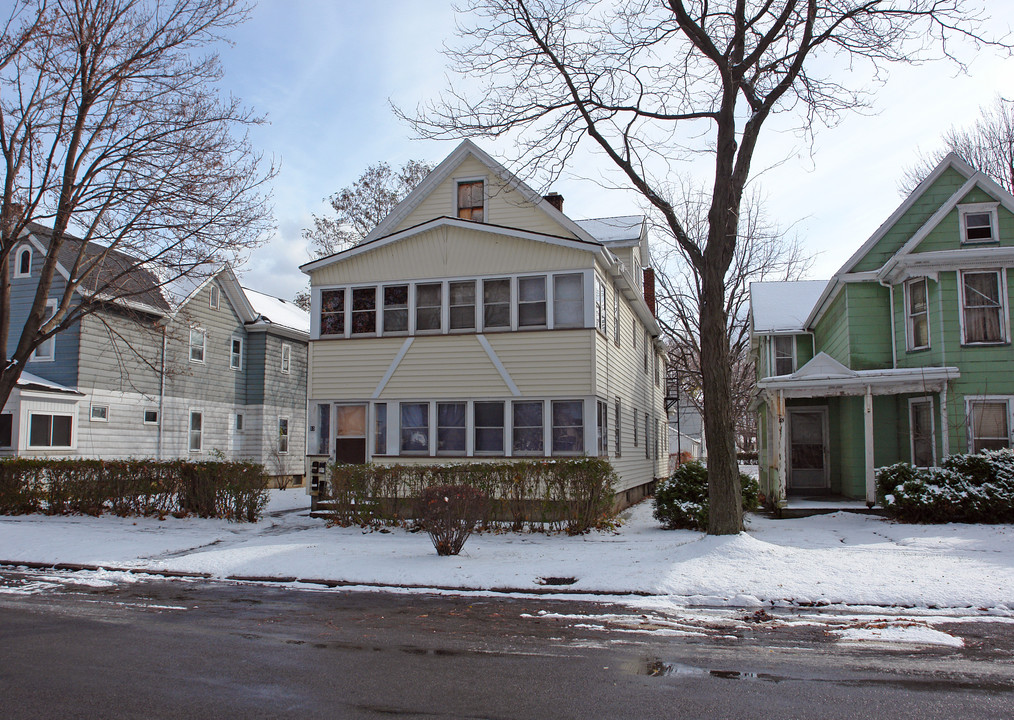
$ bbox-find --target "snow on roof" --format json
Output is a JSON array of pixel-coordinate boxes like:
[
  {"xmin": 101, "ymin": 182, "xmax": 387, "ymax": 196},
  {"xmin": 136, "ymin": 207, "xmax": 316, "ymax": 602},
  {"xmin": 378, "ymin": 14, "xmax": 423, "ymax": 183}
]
[
  {"xmin": 242, "ymin": 287, "xmax": 310, "ymax": 334},
  {"xmin": 16, "ymin": 370, "xmax": 81, "ymax": 395},
  {"xmin": 574, "ymin": 215, "xmax": 644, "ymax": 244},
  {"xmin": 751, "ymin": 280, "xmax": 829, "ymax": 333}
]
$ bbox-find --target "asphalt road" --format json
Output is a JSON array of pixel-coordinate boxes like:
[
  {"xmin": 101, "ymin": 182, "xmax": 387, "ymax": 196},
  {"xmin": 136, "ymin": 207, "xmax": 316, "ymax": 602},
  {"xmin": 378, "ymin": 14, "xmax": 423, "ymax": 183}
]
[{"xmin": 1, "ymin": 569, "xmax": 1012, "ymax": 719}]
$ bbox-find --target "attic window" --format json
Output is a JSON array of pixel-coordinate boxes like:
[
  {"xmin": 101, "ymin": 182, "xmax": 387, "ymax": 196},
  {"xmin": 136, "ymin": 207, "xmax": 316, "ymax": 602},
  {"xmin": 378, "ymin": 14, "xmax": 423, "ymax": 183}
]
[
  {"xmin": 14, "ymin": 246, "xmax": 32, "ymax": 278},
  {"xmin": 457, "ymin": 180, "xmax": 484, "ymax": 222},
  {"xmin": 959, "ymin": 203, "xmax": 998, "ymax": 244},
  {"xmin": 209, "ymin": 284, "xmax": 220, "ymax": 309}
]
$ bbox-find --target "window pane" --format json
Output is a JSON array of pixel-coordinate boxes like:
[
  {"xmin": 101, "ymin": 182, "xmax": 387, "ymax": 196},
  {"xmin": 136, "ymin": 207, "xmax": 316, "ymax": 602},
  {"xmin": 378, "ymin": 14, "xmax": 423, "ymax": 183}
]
[
  {"xmin": 52, "ymin": 416, "xmax": 72, "ymax": 447},
  {"xmin": 29, "ymin": 415, "xmax": 51, "ymax": 447},
  {"xmin": 320, "ymin": 289, "xmax": 345, "ymax": 336},
  {"xmin": 416, "ymin": 283, "xmax": 442, "ymax": 331},
  {"xmin": 483, "ymin": 279, "xmax": 510, "ymax": 329},
  {"xmin": 512, "ymin": 401, "xmax": 543, "ymax": 454},
  {"xmin": 554, "ymin": 274, "xmax": 583, "ymax": 328},
  {"xmin": 383, "ymin": 285, "xmax": 409, "ymax": 333},
  {"xmin": 0, "ymin": 414, "xmax": 11, "ymax": 447},
  {"xmin": 351, "ymin": 287, "xmax": 377, "ymax": 334},
  {"xmin": 449, "ymin": 281, "xmax": 476, "ymax": 330},
  {"xmin": 400, "ymin": 402, "xmax": 429, "ymax": 453},
  {"xmin": 964, "ymin": 212, "xmax": 993, "ymax": 241},
  {"xmin": 519, "ymin": 277, "xmax": 547, "ymax": 327},
  {"xmin": 374, "ymin": 403, "xmax": 387, "ymax": 455},
  {"xmin": 437, "ymin": 402, "xmax": 466, "ymax": 454},
  {"xmin": 316, "ymin": 403, "xmax": 330, "ymax": 455},
  {"xmin": 971, "ymin": 401, "xmax": 1008, "ymax": 452},
  {"xmin": 552, "ymin": 400, "xmax": 583, "ymax": 454},
  {"xmin": 474, "ymin": 401, "xmax": 504, "ymax": 453},
  {"xmin": 18, "ymin": 249, "xmax": 30, "ymax": 275}
]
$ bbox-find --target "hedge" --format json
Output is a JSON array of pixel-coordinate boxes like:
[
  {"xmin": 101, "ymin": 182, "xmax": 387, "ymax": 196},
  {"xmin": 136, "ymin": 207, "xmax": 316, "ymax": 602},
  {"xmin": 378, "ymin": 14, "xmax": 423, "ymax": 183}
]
[
  {"xmin": 653, "ymin": 460, "xmax": 760, "ymax": 530},
  {"xmin": 322, "ymin": 458, "xmax": 618, "ymax": 534},
  {"xmin": 0, "ymin": 458, "xmax": 269, "ymax": 522},
  {"xmin": 876, "ymin": 449, "xmax": 1014, "ymax": 524}
]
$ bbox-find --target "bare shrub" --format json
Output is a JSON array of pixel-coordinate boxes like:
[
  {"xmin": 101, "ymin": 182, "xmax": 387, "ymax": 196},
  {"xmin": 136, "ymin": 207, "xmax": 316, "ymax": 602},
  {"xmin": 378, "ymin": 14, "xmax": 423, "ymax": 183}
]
[{"xmin": 421, "ymin": 484, "xmax": 489, "ymax": 556}]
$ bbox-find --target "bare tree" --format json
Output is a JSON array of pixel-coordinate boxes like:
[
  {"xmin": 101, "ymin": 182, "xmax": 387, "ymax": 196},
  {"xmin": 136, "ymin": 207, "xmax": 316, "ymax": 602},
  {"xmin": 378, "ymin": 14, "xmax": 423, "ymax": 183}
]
[
  {"xmin": 401, "ymin": 0, "xmax": 1005, "ymax": 533},
  {"xmin": 303, "ymin": 159, "xmax": 433, "ymax": 259},
  {"xmin": 652, "ymin": 183, "xmax": 813, "ymax": 455},
  {"xmin": 0, "ymin": 0, "xmax": 274, "ymax": 411},
  {"xmin": 900, "ymin": 96, "xmax": 1014, "ymax": 195}
]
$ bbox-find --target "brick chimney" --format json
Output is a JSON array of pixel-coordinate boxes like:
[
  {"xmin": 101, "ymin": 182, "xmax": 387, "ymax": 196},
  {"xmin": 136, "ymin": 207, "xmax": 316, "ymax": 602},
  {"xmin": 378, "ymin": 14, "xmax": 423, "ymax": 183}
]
[
  {"xmin": 643, "ymin": 267, "xmax": 656, "ymax": 318},
  {"xmin": 543, "ymin": 192, "xmax": 564, "ymax": 212}
]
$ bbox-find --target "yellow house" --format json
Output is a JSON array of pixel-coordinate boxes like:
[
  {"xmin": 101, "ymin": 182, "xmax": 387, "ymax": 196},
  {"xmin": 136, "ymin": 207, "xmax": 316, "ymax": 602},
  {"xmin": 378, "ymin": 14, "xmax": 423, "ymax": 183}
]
[{"xmin": 301, "ymin": 141, "xmax": 668, "ymax": 505}]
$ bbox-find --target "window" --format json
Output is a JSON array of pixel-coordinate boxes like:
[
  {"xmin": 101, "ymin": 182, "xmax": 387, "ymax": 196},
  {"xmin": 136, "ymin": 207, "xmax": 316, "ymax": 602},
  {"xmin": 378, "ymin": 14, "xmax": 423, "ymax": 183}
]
[
  {"xmin": 614, "ymin": 398, "xmax": 621, "ymax": 457},
  {"xmin": 512, "ymin": 401, "xmax": 543, "ymax": 455},
  {"xmin": 143, "ymin": 409, "xmax": 159, "ymax": 425},
  {"xmin": 351, "ymin": 287, "xmax": 377, "ymax": 334},
  {"xmin": 374, "ymin": 403, "xmax": 387, "ymax": 455},
  {"xmin": 281, "ymin": 343, "xmax": 291, "ymax": 374},
  {"xmin": 400, "ymin": 402, "xmax": 430, "ymax": 454},
  {"xmin": 416, "ymin": 283, "xmax": 442, "ymax": 332},
  {"xmin": 14, "ymin": 246, "xmax": 31, "ymax": 278},
  {"xmin": 235, "ymin": 413, "xmax": 244, "ymax": 432},
  {"xmin": 594, "ymin": 276, "xmax": 607, "ymax": 334},
  {"xmin": 277, "ymin": 417, "xmax": 289, "ymax": 453},
  {"xmin": 457, "ymin": 180, "xmax": 484, "ymax": 221},
  {"xmin": 644, "ymin": 413, "xmax": 650, "ymax": 459},
  {"xmin": 311, "ymin": 403, "xmax": 330, "ymax": 455},
  {"xmin": 909, "ymin": 399, "xmax": 935, "ymax": 467},
  {"xmin": 518, "ymin": 276, "xmax": 547, "ymax": 328},
  {"xmin": 383, "ymin": 285, "xmax": 409, "ymax": 333},
  {"xmin": 654, "ymin": 417, "xmax": 660, "ymax": 461},
  {"xmin": 959, "ymin": 204, "xmax": 998, "ymax": 244},
  {"xmin": 961, "ymin": 271, "xmax": 1006, "ymax": 344},
  {"xmin": 28, "ymin": 413, "xmax": 72, "ymax": 448},
  {"xmin": 449, "ymin": 281, "xmax": 476, "ymax": 331},
  {"xmin": 643, "ymin": 329, "xmax": 649, "ymax": 373},
  {"xmin": 633, "ymin": 408, "xmax": 639, "ymax": 447},
  {"xmin": 613, "ymin": 289, "xmax": 620, "ymax": 345},
  {"xmin": 320, "ymin": 288, "xmax": 346, "ymax": 336},
  {"xmin": 31, "ymin": 299, "xmax": 57, "ymax": 361},
  {"xmin": 437, "ymin": 402, "xmax": 467, "ymax": 455},
  {"xmin": 772, "ymin": 336, "xmax": 795, "ymax": 376},
  {"xmin": 230, "ymin": 336, "xmax": 243, "ymax": 370},
  {"xmin": 968, "ymin": 399, "xmax": 1011, "ymax": 453},
  {"xmin": 0, "ymin": 413, "xmax": 11, "ymax": 448},
  {"xmin": 597, "ymin": 400, "xmax": 608, "ymax": 456},
  {"xmin": 189, "ymin": 411, "xmax": 203, "ymax": 452},
  {"xmin": 654, "ymin": 352, "xmax": 661, "ymax": 386},
  {"xmin": 474, "ymin": 401, "xmax": 505, "ymax": 454},
  {"xmin": 553, "ymin": 274, "xmax": 584, "ymax": 329},
  {"xmin": 552, "ymin": 400, "xmax": 583, "ymax": 455},
  {"xmin": 90, "ymin": 405, "xmax": 108, "ymax": 422},
  {"xmin": 189, "ymin": 327, "xmax": 206, "ymax": 363},
  {"xmin": 906, "ymin": 278, "xmax": 930, "ymax": 351},
  {"xmin": 632, "ymin": 319, "xmax": 637, "ymax": 349},
  {"xmin": 483, "ymin": 279, "xmax": 510, "ymax": 330},
  {"xmin": 209, "ymin": 284, "xmax": 220, "ymax": 309}
]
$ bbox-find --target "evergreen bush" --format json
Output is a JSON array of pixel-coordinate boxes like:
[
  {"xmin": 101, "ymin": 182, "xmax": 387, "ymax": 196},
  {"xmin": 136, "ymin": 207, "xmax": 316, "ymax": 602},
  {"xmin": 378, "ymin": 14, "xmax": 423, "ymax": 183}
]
[{"xmin": 653, "ymin": 460, "xmax": 760, "ymax": 531}]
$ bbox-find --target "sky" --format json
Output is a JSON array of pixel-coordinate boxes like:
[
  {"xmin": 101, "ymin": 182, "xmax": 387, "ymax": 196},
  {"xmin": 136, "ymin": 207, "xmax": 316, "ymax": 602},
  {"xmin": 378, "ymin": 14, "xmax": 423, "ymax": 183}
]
[{"xmin": 213, "ymin": 1, "xmax": 1014, "ymax": 301}]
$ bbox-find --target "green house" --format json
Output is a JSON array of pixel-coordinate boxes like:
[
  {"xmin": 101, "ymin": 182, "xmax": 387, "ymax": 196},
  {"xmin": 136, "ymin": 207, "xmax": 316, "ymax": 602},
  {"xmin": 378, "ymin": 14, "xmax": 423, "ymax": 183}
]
[{"xmin": 751, "ymin": 153, "xmax": 1014, "ymax": 507}]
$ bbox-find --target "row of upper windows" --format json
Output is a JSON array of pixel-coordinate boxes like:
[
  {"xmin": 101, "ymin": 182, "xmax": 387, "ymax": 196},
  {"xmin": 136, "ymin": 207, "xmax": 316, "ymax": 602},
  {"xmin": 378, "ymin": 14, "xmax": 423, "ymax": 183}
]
[
  {"xmin": 188, "ymin": 327, "xmax": 292, "ymax": 374},
  {"xmin": 905, "ymin": 269, "xmax": 1010, "ymax": 350}
]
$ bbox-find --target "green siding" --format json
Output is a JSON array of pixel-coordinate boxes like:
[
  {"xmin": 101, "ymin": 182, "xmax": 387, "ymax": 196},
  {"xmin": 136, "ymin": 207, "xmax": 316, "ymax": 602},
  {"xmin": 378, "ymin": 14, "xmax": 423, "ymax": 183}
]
[
  {"xmin": 845, "ymin": 283, "xmax": 892, "ymax": 370},
  {"xmin": 813, "ymin": 289, "xmax": 849, "ymax": 365},
  {"xmin": 913, "ymin": 187, "xmax": 1013, "ymax": 254}
]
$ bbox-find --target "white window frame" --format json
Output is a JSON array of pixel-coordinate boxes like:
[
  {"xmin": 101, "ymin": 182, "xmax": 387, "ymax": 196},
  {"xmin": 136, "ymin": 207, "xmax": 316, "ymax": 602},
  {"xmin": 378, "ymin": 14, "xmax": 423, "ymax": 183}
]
[
  {"xmin": 381, "ymin": 283, "xmax": 410, "ymax": 335},
  {"xmin": 959, "ymin": 269, "xmax": 1009, "ymax": 346},
  {"xmin": 905, "ymin": 277, "xmax": 930, "ymax": 351},
  {"xmin": 612, "ymin": 287, "xmax": 620, "ymax": 345},
  {"xmin": 209, "ymin": 284, "xmax": 220, "ymax": 309},
  {"xmin": 14, "ymin": 245, "xmax": 32, "ymax": 278},
  {"xmin": 596, "ymin": 399, "xmax": 608, "ymax": 457},
  {"xmin": 448, "ymin": 280, "xmax": 478, "ymax": 333},
  {"xmin": 511, "ymin": 400, "xmax": 544, "ymax": 456},
  {"xmin": 551, "ymin": 399, "xmax": 585, "ymax": 456},
  {"xmin": 30, "ymin": 298, "xmax": 58, "ymax": 362},
  {"xmin": 188, "ymin": 410, "xmax": 203, "ymax": 453},
  {"xmin": 26, "ymin": 411, "xmax": 75, "ymax": 450},
  {"xmin": 594, "ymin": 276, "xmax": 607, "ymax": 335},
  {"xmin": 453, "ymin": 175, "xmax": 488, "ymax": 222},
  {"xmin": 473, "ymin": 400, "xmax": 505, "ymax": 456},
  {"xmin": 230, "ymin": 335, "xmax": 243, "ymax": 370},
  {"xmin": 518, "ymin": 275, "xmax": 548, "ymax": 330},
  {"xmin": 280, "ymin": 343, "xmax": 292, "ymax": 374},
  {"xmin": 552, "ymin": 273, "xmax": 584, "ymax": 330},
  {"xmin": 189, "ymin": 327, "xmax": 206, "ymax": 364},
  {"xmin": 770, "ymin": 335, "xmax": 796, "ymax": 376},
  {"xmin": 90, "ymin": 404, "xmax": 109, "ymax": 422},
  {"xmin": 966, "ymin": 396, "xmax": 1014, "ymax": 454},
  {"xmin": 350, "ymin": 286, "xmax": 379, "ymax": 336},
  {"xmin": 277, "ymin": 416, "xmax": 289, "ymax": 454},
  {"xmin": 318, "ymin": 286, "xmax": 348, "ymax": 338},
  {"xmin": 481, "ymin": 277, "xmax": 512, "ymax": 332},
  {"xmin": 908, "ymin": 397, "xmax": 936, "ymax": 467},
  {"xmin": 614, "ymin": 397, "xmax": 621, "ymax": 457},
  {"xmin": 958, "ymin": 202, "xmax": 999, "ymax": 245},
  {"xmin": 143, "ymin": 409, "xmax": 159, "ymax": 425}
]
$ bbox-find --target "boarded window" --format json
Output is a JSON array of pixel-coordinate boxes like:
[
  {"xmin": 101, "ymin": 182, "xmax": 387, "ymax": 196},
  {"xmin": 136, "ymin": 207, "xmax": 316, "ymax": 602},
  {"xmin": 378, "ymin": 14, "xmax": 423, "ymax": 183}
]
[{"xmin": 457, "ymin": 180, "xmax": 484, "ymax": 221}]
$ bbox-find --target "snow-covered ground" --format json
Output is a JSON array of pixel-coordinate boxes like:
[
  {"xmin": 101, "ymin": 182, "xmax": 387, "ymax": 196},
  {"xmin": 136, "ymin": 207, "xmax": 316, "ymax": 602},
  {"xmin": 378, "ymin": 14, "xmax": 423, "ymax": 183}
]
[{"xmin": 1, "ymin": 489, "xmax": 1012, "ymax": 614}]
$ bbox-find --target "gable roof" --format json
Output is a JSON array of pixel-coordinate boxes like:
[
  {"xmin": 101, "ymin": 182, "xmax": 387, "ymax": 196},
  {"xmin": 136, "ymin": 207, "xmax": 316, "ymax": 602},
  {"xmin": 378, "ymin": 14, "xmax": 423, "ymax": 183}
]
[
  {"xmin": 804, "ymin": 152, "xmax": 1014, "ymax": 328},
  {"xmin": 750, "ymin": 280, "xmax": 828, "ymax": 333}
]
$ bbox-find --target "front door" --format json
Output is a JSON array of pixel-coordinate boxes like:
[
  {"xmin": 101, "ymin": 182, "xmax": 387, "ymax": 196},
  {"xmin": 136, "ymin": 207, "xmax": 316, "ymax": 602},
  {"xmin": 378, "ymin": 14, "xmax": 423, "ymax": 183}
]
[
  {"xmin": 334, "ymin": 404, "xmax": 367, "ymax": 464},
  {"xmin": 787, "ymin": 408, "xmax": 829, "ymax": 492}
]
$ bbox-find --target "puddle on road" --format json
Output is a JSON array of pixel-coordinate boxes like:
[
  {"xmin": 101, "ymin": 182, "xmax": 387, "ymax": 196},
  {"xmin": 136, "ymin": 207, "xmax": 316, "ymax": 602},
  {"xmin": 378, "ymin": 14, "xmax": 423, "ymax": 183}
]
[{"xmin": 641, "ymin": 659, "xmax": 784, "ymax": 683}]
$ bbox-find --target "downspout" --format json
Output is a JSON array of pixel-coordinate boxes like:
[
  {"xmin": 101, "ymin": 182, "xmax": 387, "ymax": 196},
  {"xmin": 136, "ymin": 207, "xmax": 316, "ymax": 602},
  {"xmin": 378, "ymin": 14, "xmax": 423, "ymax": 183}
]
[{"xmin": 157, "ymin": 325, "xmax": 166, "ymax": 460}]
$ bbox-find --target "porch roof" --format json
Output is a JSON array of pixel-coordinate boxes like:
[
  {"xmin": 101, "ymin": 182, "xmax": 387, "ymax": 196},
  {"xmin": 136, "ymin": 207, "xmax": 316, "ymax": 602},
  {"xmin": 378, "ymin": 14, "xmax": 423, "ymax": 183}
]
[
  {"xmin": 757, "ymin": 352, "xmax": 959, "ymax": 398},
  {"xmin": 15, "ymin": 371, "xmax": 83, "ymax": 396}
]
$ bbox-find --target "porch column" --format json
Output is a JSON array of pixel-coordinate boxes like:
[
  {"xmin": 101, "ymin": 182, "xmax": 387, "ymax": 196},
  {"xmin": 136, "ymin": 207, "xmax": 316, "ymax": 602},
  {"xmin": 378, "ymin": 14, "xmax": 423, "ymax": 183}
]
[
  {"xmin": 939, "ymin": 384, "xmax": 949, "ymax": 459},
  {"xmin": 775, "ymin": 390, "xmax": 787, "ymax": 508},
  {"xmin": 864, "ymin": 385, "xmax": 875, "ymax": 507}
]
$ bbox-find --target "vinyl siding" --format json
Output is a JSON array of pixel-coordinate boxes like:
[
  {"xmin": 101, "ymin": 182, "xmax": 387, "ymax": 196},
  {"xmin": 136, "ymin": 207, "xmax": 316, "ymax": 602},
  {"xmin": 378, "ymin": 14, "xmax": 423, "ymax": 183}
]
[
  {"xmin": 845, "ymin": 283, "xmax": 892, "ymax": 370},
  {"xmin": 310, "ymin": 225, "xmax": 592, "ymax": 287},
  {"xmin": 912, "ymin": 186, "xmax": 1012, "ymax": 253},
  {"xmin": 394, "ymin": 155, "xmax": 577, "ymax": 238},
  {"xmin": 77, "ymin": 309, "xmax": 162, "ymax": 397},
  {"xmin": 813, "ymin": 288, "xmax": 849, "ymax": 366}
]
